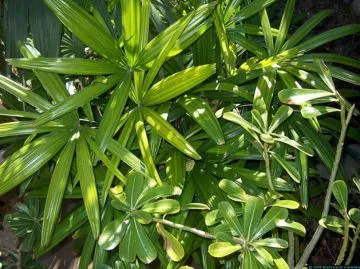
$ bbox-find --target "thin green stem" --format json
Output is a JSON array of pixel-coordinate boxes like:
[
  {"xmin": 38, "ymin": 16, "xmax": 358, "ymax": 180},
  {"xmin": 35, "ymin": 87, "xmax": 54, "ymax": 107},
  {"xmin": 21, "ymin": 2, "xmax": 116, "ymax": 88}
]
[
  {"xmin": 295, "ymin": 104, "xmax": 355, "ymax": 269},
  {"xmin": 263, "ymin": 143, "xmax": 274, "ymax": 191},
  {"xmin": 345, "ymin": 224, "xmax": 360, "ymax": 265},
  {"xmin": 336, "ymin": 214, "xmax": 350, "ymax": 265},
  {"xmin": 152, "ymin": 218, "xmax": 245, "ymax": 246}
]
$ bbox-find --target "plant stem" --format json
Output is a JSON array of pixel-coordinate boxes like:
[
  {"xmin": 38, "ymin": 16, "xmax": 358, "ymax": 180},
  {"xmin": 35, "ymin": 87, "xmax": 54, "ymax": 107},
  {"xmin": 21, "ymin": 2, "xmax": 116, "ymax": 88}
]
[
  {"xmin": 153, "ymin": 218, "xmax": 245, "ymax": 245},
  {"xmin": 287, "ymin": 231, "xmax": 295, "ymax": 269},
  {"xmin": 294, "ymin": 104, "xmax": 355, "ymax": 269},
  {"xmin": 345, "ymin": 224, "xmax": 360, "ymax": 265},
  {"xmin": 336, "ymin": 214, "xmax": 350, "ymax": 265},
  {"xmin": 263, "ymin": 143, "xmax": 274, "ymax": 191}
]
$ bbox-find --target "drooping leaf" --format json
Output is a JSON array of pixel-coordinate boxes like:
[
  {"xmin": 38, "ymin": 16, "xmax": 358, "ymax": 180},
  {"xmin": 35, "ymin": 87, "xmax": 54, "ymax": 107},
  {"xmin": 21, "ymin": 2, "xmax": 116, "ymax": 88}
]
[
  {"xmin": 0, "ymin": 131, "xmax": 69, "ymax": 196},
  {"xmin": 156, "ymin": 223, "xmax": 185, "ymax": 262},
  {"xmin": 44, "ymin": 0, "xmax": 123, "ymax": 62}
]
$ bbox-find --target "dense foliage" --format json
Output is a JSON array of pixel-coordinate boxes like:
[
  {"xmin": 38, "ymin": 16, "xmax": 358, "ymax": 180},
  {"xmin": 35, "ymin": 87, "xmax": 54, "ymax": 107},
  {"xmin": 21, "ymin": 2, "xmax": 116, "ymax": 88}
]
[{"xmin": 0, "ymin": 0, "xmax": 360, "ymax": 268}]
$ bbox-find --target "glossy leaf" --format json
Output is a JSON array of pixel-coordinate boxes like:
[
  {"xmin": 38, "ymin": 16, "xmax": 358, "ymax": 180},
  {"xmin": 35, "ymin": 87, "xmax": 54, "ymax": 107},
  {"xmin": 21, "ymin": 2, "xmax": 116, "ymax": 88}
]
[
  {"xmin": 271, "ymin": 151, "xmax": 301, "ymax": 183},
  {"xmin": 268, "ymin": 105, "xmax": 293, "ymax": 133},
  {"xmin": 142, "ymin": 199, "xmax": 180, "ymax": 214},
  {"xmin": 301, "ymin": 106, "xmax": 340, "ymax": 118},
  {"xmin": 35, "ymin": 73, "xmax": 124, "ymax": 126},
  {"xmin": 254, "ymin": 238, "xmax": 288, "ymax": 249},
  {"xmin": 8, "ymin": 58, "xmax": 121, "ymax": 75},
  {"xmin": 41, "ymin": 141, "xmax": 75, "ymax": 247},
  {"xmin": 332, "ymin": 180, "xmax": 348, "ymax": 210},
  {"xmin": 44, "ymin": 0, "xmax": 123, "ymax": 62},
  {"xmin": 253, "ymin": 207, "xmax": 288, "ymax": 239},
  {"xmin": 98, "ymin": 217, "xmax": 128, "ymax": 250},
  {"xmin": 244, "ymin": 197, "xmax": 265, "ymax": 240},
  {"xmin": 76, "ymin": 135, "xmax": 100, "ymax": 238},
  {"xmin": 275, "ymin": 220, "xmax": 306, "ymax": 237},
  {"xmin": 349, "ymin": 208, "xmax": 360, "ymax": 224},
  {"xmin": 218, "ymin": 201, "xmax": 244, "ymax": 237},
  {"xmin": 208, "ymin": 242, "xmax": 241, "ymax": 258},
  {"xmin": 133, "ymin": 219, "xmax": 157, "ymax": 264},
  {"xmin": 141, "ymin": 107, "xmax": 201, "ymax": 160},
  {"xmin": 278, "ymin": 88, "xmax": 335, "ymax": 105},
  {"xmin": 179, "ymin": 95, "xmax": 224, "ymax": 145},
  {"xmin": 0, "ymin": 132, "xmax": 69, "ymax": 196},
  {"xmin": 142, "ymin": 64, "xmax": 216, "ymax": 106},
  {"xmin": 156, "ymin": 223, "xmax": 185, "ymax": 262}
]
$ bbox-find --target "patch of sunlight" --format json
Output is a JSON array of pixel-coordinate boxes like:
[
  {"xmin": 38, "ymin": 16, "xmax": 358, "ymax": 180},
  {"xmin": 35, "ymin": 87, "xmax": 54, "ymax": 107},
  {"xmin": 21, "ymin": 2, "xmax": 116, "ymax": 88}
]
[
  {"xmin": 66, "ymin": 81, "xmax": 76, "ymax": 95},
  {"xmin": 160, "ymin": 112, "xmax": 169, "ymax": 119},
  {"xmin": 208, "ymin": 195, "xmax": 217, "ymax": 206},
  {"xmin": 263, "ymin": 75, "xmax": 273, "ymax": 88},
  {"xmin": 193, "ymin": 108, "xmax": 206, "ymax": 118},
  {"xmin": 70, "ymin": 131, "xmax": 80, "ymax": 141}
]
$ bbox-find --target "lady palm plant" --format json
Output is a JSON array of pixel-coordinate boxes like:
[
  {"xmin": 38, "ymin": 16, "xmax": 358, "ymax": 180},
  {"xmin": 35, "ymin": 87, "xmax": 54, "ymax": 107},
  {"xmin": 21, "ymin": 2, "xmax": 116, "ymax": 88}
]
[{"xmin": 1, "ymin": 0, "xmax": 360, "ymax": 268}]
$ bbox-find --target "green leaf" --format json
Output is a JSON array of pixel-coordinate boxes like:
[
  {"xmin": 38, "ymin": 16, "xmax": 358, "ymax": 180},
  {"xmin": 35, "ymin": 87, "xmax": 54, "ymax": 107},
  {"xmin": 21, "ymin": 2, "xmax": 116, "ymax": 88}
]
[
  {"xmin": 252, "ymin": 109, "xmax": 266, "ymax": 131},
  {"xmin": 218, "ymin": 201, "xmax": 244, "ymax": 237},
  {"xmin": 315, "ymin": 59, "xmax": 336, "ymax": 92},
  {"xmin": 118, "ymin": 221, "xmax": 136, "ymax": 262},
  {"xmin": 332, "ymin": 180, "xmax": 348, "ymax": 210},
  {"xmin": 107, "ymin": 136, "xmax": 148, "ymax": 178},
  {"xmin": 271, "ymin": 151, "xmax": 301, "ymax": 183},
  {"xmin": 301, "ymin": 106, "xmax": 340, "ymax": 118},
  {"xmin": 98, "ymin": 217, "xmax": 128, "ymax": 250},
  {"xmin": 194, "ymin": 82, "xmax": 253, "ymax": 101},
  {"xmin": 0, "ymin": 109, "xmax": 39, "ymax": 119},
  {"xmin": 270, "ymin": 200, "xmax": 299, "ymax": 209},
  {"xmin": 219, "ymin": 179, "xmax": 249, "ymax": 202},
  {"xmin": 135, "ymin": 114, "xmax": 162, "ymax": 185},
  {"xmin": 208, "ymin": 242, "xmax": 241, "ymax": 258},
  {"xmin": 120, "ymin": 0, "xmax": 141, "ymax": 65},
  {"xmin": 142, "ymin": 64, "xmax": 216, "ymax": 106},
  {"xmin": 35, "ymin": 205, "xmax": 87, "ymax": 257},
  {"xmin": 156, "ymin": 223, "xmax": 185, "ymax": 262},
  {"xmin": 254, "ymin": 238, "xmax": 288, "ymax": 249},
  {"xmin": 243, "ymin": 250, "xmax": 259, "ymax": 269},
  {"xmin": 232, "ymin": 0, "xmax": 277, "ymax": 23},
  {"xmin": 282, "ymin": 10, "xmax": 333, "ymax": 50},
  {"xmin": 179, "ymin": 95, "xmax": 224, "ymax": 145},
  {"xmin": 8, "ymin": 58, "xmax": 122, "ymax": 75},
  {"xmin": 253, "ymin": 72, "xmax": 276, "ymax": 117},
  {"xmin": 275, "ymin": 220, "xmax": 306, "ymax": 236},
  {"xmin": 319, "ymin": 216, "xmax": 346, "ymax": 234},
  {"xmin": 253, "ymin": 207, "xmax": 288, "ymax": 239},
  {"xmin": 230, "ymin": 32, "xmax": 268, "ymax": 58},
  {"xmin": 0, "ymin": 74, "xmax": 52, "ymax": 111},
  {"xmin": 19, "ymin": 42, "xmax": 69, "ymax": 103},
  {"xmin": 166, "ymin": 150, "xmax": 186, "ymax": 188},
  {"xmin": 141, "ymin": 107, "xmax": 201, "ymax": 160},
  {"xmin": 244, "ymin": 197, "xmax": 265, "ymax": 240},
  {"xmin": 79, "ymin": 231, "xmax": 96, "ymax": 269},
  {"xmin": 35, "ymin": 73, "xmax": 124, "ymax": 126},
  {"xmin": 136, "ymin": 185, "xmax": 181, "ymax": 208},
  {"xmin": 85, "ymin": 136, "xmax": 127, "ymax": 184},
  {"xmin": 291, "ymin": 24, "xmax": 360, "ymax": 55},
  {"xmin": 137, "ymin": 3, "xmax": 214, "ymax": 68},
  {"xmin": 142, "ymin": 199, "xmax": 180, "ymax": 214},
  {"xmin": 142, "ymin": 13, "xmax": 193, "ymax": 92},
  {"xmin": 274, "ymin": 0, "xmax": 295, "ymax": 53},
  {"xmin": 260, "ymin": 9, "xmax": 274, "ymax": 55},
  {"xmin": 273, "ymin": 135, "xmax": 314, "ymax": 156},
  {"xmin": 132, "ymin": 219, "xmax": 157, "ymax": 264},
  {"xmin": 182, "ymin": 203, "xmax": 210, "ymax": 210},
  {"xmin": 44, "ymin": 0, "xmax": 123, "ymax": 62},
  {"xmin": 0, "ymin": 132, "xmax": 69, "ymax": 196},
  {"xmin": 76, "ymin": 135, "xmax": 100, "ymax": 238},
  {"xmin": 292, "ymin": 115, "xmax": 345, "ymax": 179},
  {"xmin": 41, "ymin": 140, "xmax": 75, "ymax": 247},
  {"xmin": 95, "ymin": 73, "xmax": 131, "ymax": 151},
  {"xmin": 349, "ymin": 208, "xmax": 360, "ymax": 224},
  {"xmin": 126, "ymin": 171, "xmax": 145, "ymax": 209},
  {"xmin": 268, "ymin": 105, "xmax": 293, "ymax": 133},
  {"xmin": 278, "ymin": 88, "xmax": 335, "ymax": 105},
  {"xmin": 223, "ymin": 111, "xmax": 261, "ymax": 141}
]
